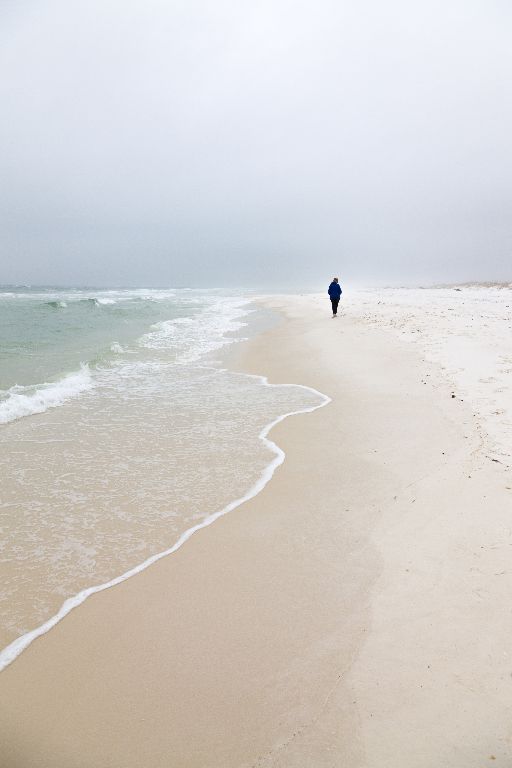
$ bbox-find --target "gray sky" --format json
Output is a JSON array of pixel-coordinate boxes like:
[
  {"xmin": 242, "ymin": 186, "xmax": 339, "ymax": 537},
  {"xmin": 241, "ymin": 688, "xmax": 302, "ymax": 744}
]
[{"xmin": 1, "ymin": 0, "xmax": 511, "ymax": 288}]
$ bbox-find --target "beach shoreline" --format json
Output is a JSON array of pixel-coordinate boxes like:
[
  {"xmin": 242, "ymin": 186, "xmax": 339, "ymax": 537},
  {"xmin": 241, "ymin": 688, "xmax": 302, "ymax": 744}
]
[{"xmin": 1, "ymin": 293, "xmax": 511, "ymax": 766}]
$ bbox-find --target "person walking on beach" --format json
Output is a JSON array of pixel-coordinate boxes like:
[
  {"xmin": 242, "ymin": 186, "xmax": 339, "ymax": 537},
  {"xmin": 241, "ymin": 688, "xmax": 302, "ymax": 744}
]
[{"xmin": 328, "ymin": 277, "xmax": 342, "ymax": 317}]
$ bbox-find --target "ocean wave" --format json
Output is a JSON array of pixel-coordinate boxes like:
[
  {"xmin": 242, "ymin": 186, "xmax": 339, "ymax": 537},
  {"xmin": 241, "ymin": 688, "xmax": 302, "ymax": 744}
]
[
  {"xmin": 1, "ymin": 288, "xmax": 179, "ymax": 304},
  {"xmin": 73, "ymin": 297, "xmax": 114, "ymax": 306},
  {"xmin": 0, "ymin": 366, "xmax": 94, "ymax": 425},
  {"xmin": 46, "ymin": 297, "xmax": 116, "ymax": 308},
  {"xmin": 139, "ymin": 299, "xmax": 250, "ymax": 362}
]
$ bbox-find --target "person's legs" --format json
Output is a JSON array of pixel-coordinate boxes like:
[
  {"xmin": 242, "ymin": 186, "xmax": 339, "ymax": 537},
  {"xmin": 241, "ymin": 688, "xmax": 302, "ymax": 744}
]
[{"xmin": 331, "ymin": 298, "xmax": 339, "ymax": 316}]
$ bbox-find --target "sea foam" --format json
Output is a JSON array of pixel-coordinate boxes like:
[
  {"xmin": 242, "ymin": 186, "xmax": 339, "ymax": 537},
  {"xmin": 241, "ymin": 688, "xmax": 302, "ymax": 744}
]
[
  {"xmin": 0, "ymin": 365, "xmax": 94, "ymax": 424},
  {"xmin": 140, "ymin": 298, "xmax": 249, "ymax": 362},
  {"xmin": 0, "ymin": 374, "xmax": 330, "ymax": 671}
]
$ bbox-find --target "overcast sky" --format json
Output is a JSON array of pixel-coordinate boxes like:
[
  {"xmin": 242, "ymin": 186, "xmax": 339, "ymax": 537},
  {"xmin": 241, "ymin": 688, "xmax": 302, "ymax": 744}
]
[{"xmin": 1, "ymin": 0, "xmax": 511, "ymax": 288}]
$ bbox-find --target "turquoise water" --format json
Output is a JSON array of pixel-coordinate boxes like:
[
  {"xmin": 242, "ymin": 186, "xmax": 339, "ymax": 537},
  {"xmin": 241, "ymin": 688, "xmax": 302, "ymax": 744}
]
[{"xmin": 0, "ymin": 287, "xmax": 206, "ymax": 393}]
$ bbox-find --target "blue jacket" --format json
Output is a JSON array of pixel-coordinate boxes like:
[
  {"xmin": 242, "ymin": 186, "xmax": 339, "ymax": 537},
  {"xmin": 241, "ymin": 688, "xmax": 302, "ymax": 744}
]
[{"xmin": 328, "ymin": 281, "xmax": 342, "ymax": 299}]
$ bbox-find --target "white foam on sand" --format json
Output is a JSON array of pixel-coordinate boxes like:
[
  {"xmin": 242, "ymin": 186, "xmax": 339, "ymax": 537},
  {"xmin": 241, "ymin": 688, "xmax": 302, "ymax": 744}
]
[
  {"xmin": 140, "ymin": 298, "xmax": 251, "ymax": 362},
  {"xmin": 0, "ymin": 365, "xmax": 94, "ymax": 425},
  {"xmin": 0, "ymin": 376, "xmax": 330, "ymax": 672}
]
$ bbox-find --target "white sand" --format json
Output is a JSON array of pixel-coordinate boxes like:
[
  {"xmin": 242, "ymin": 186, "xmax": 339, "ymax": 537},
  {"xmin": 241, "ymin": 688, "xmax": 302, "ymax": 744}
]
[
  {"xmin": 349, "ymin": 285, "xmax": 512, "ymax": 465},
  {"xmin": 0, "ymin": 290, "xmax": 511, "ymax": 767}
]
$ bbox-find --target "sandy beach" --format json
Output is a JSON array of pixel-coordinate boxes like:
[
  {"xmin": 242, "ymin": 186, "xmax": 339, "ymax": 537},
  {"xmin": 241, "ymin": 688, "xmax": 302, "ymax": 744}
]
[{"xmin": 1, "ymin": 291, "xmax": 512, "ymax": 767}]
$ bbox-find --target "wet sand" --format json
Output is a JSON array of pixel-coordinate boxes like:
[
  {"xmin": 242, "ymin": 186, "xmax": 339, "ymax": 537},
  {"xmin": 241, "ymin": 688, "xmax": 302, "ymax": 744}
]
[{"xmin": 1, "ymin": 294, "xmax": 511, "ymax": 766}]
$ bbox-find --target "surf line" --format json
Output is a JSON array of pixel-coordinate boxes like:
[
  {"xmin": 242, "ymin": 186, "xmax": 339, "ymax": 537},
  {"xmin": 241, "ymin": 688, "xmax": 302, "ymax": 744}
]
[{"xmin": 0, "ymin": 375, "xmax": 331, "ymax": 672}]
